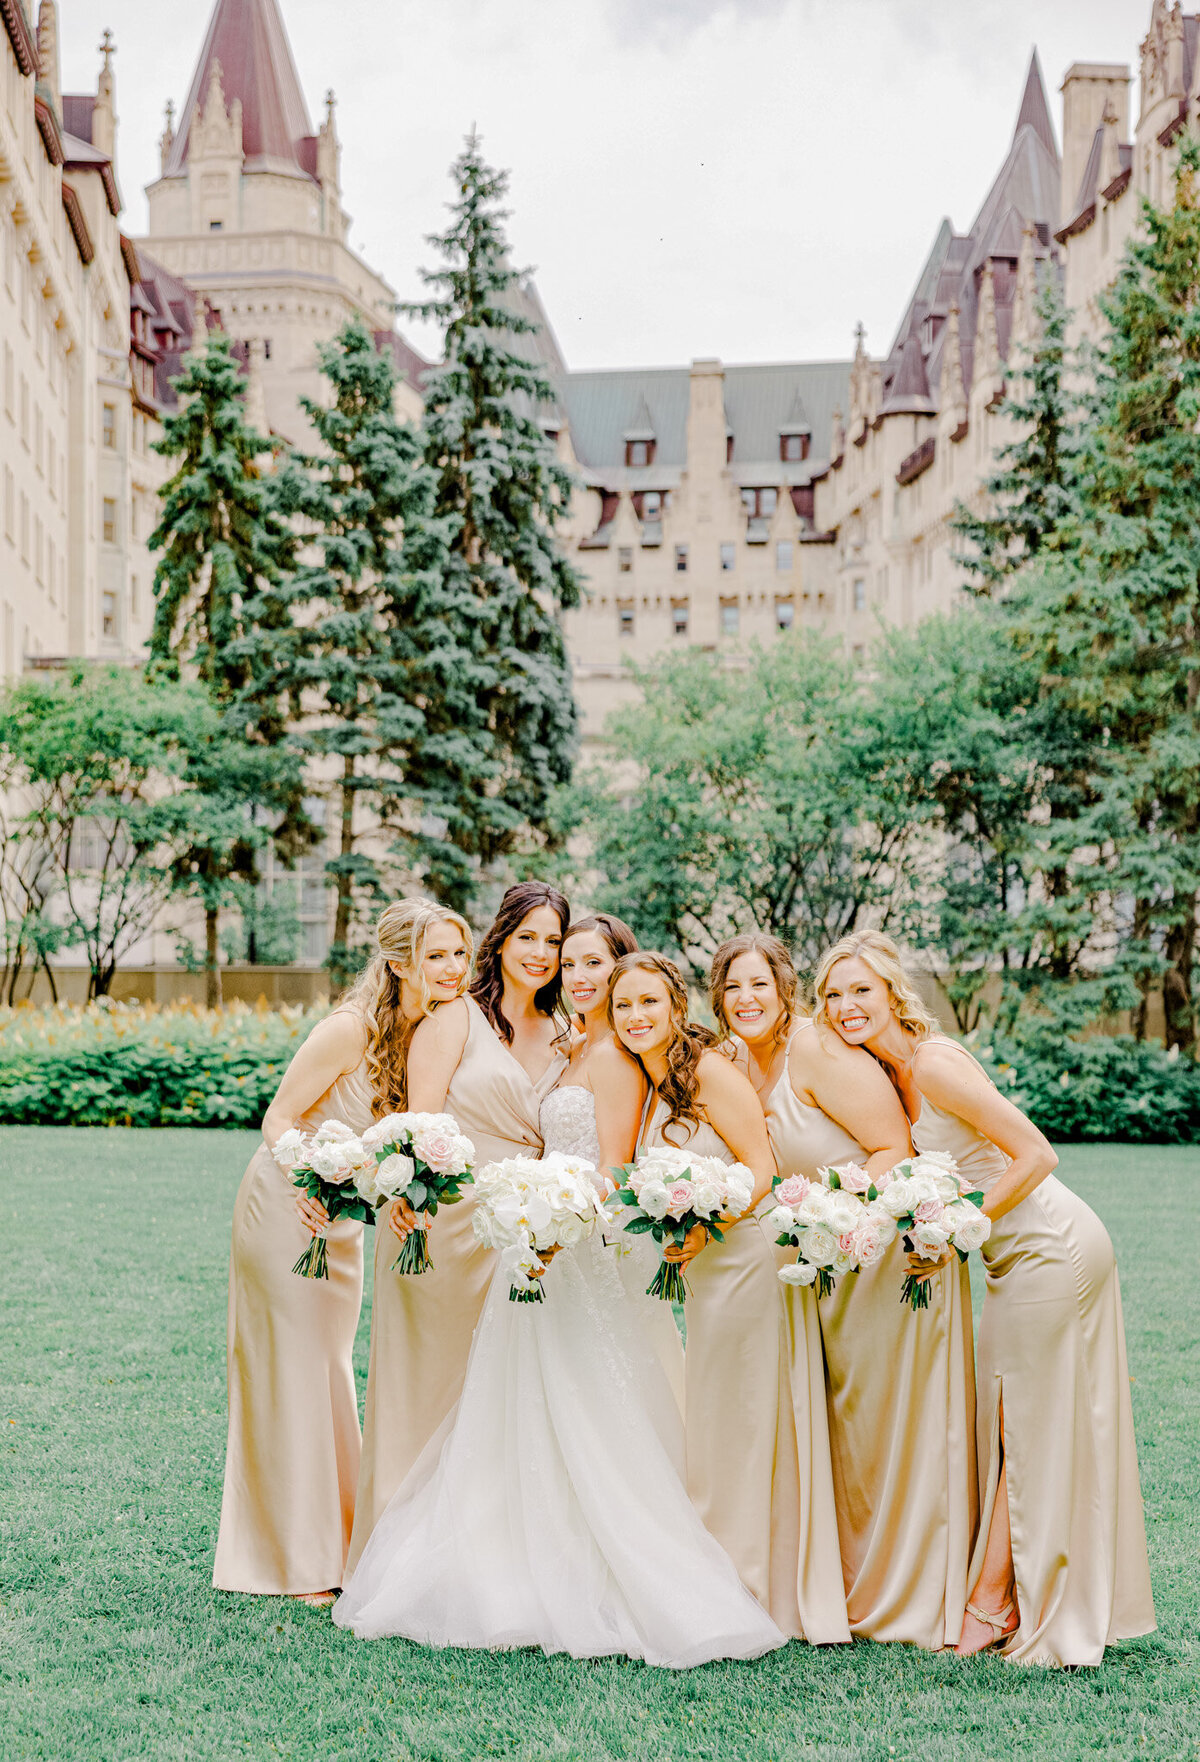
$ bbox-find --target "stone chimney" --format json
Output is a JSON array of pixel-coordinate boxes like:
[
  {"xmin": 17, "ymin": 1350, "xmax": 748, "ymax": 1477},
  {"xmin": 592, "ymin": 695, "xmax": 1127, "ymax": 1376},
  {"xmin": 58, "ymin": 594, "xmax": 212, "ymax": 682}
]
[{"xmin": 1059, "ymin": 63, "xmax": 1129, "ymax": 229}]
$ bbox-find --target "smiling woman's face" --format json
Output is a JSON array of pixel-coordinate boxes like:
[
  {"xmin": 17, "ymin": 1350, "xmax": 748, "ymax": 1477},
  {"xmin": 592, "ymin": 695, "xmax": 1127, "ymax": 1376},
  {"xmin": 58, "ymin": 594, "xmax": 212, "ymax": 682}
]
[
  {"xmin": 821, "ymin": 956, "xmax": 894, "ymax": 1045},
  {"xmin": 560, "ymin": 930, "xmax": 616, "ymax": 1022},
  {"xmin": 610, "ymin": 968, "xmax": 674, "ymax": 1061},
  {"xmin": 722, "ymin": 950, "xmax": 783, "ymax": 1048},
  {"xmin": 499, "ymin": 905, "xmax": 562, "ymax": 997},
  {"xmin": 391, "ymin": 919, "xmax": 470, "ymax": 1005}
]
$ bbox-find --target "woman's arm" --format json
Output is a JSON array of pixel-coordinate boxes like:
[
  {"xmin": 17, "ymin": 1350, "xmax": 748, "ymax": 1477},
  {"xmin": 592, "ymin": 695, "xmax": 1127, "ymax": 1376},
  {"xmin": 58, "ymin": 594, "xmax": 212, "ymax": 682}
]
[
  {"xmin": 261, "ymin": 1010, "xmax": 366, "ymax": 1234},
  {"xmin": 664, "ymin": 1055, "xmax": 779, "ymax": 1267},
  {"xmin": 791, "ymin": 1024, "xmax": 911, "ymax": 1181},
  {"xmin": 385, "ymin": 1000, "xmax": 471, "ymax": 1241},
  {"xmin": 587, "ymin": 1041, "xmax": 648, "ymax": 1191},
  {"xmin": 913, "ymin": 1043, "xmax": 1058, "ymax": 1222}
]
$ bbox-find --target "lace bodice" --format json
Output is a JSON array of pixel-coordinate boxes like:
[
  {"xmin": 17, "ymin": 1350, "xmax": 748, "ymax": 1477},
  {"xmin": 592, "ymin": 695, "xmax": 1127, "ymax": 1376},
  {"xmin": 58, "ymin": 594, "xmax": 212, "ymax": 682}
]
[{"xmin": 540, "ymin": 1084, "xmax": 602, "ymax": 1163}]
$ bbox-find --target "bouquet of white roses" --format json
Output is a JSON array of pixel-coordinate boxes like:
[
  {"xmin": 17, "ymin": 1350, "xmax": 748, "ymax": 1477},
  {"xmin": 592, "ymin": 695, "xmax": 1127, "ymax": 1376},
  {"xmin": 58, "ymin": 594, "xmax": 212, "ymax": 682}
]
[
  {"xmin": 354, "ymin": 1111, "xmax": 476, "ymax": 1275},
  {"xmin": 765, "ymin": 1162, "xmax": 896, "ymax": 1298},
  {"xmin": 871, "ymin": 1152, "xmax": 991, "ymax": 1309},
  {"xmin": 270, "ymin": 1119, "xmax": 377, "ymax": 1280},
  {"xmin": 608, "ymin": 1145, "xmax": 755, "ymax": 1305},
  {"xmin": 472, "ymin": 1151, "xmax": 607, "ymax": 1303}
]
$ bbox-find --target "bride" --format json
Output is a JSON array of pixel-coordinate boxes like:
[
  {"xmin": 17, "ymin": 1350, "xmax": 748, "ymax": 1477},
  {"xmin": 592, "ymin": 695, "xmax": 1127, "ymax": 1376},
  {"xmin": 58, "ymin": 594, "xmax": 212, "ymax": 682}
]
[{"xmin": 333, "ymin": 915, "xmax": 784, "ymax": 1666}]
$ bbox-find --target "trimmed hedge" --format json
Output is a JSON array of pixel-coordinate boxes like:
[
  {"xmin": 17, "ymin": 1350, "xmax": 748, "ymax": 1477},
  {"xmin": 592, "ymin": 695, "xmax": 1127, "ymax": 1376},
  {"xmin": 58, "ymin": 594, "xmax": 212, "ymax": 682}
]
[
  {"xmin": 978, "ymin": 1027, "xmax": 1200, "ymax": 1145},
  {"xmin": 0, "ymin": 1003, "xmax": 325, "ymax": 1128}
]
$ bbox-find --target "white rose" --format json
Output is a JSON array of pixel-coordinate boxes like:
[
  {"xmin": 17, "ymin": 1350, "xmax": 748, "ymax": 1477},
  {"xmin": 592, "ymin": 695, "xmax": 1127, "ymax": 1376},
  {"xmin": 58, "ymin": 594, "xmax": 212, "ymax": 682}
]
[
  {"xmin": 767, "ymin": 1204, "xmax": 797, "ymax": 1236},
  {"xmin": 827, "ymin": 1193, "xmax": 864, "ymax": 1236},
  {"xmin": 690, "ymin": 1181, "xmax": 726, "ymax": 1217},
  {"xmin": 879, "ymin": 1178, "xmax": 915, "ymax": 1219},
  {"xmin": 724, "ymin": 1175, "xmax": 754, "ymax": 1213},
  {"xmin": 361, "ymin": 1114, "xmax": 409, "ymax": 1151},
  {"xmin": 555, "ymin": 1214, "xmax": 587, "ymax": 1248},
  {"xmin": 636, "ymin": 1148, "xmax": 690, "ymax": 1185},
  {"xmin": 374, "ymin": 1151, "xmax": 415, "ymax": 1199},
  {"xmin": 270, "ymin": 1127, "xmax": 308, "ymax": 1170},
  {"xmin": 802, "ymin": 1224, "xmax": 839, "ymax": 1266},
  {"xmin": 636, "ymin": 1178, "xmax": 672, "ymax": 1220},
  {"xmin": 911, "ymin": 1150, "xmax": 958, "ymax": 1179},
  {"xmin": 910, "ymin": 1220, "xmax": 950, "ymax": 1255},
  {"xmin": 313, "ymin": 1117, "xmax": 356, "ymax": 1144},
  {"xmin": 309, "ymin": 1141, "xmax": 353, "ymax": 1181},
  {"xmin": 797, "ymin": 1187, "xmax": 833, "ymax": 1226},
  {"xmin": 779, "ymin": 1261, "xmax": 818, "ymax": 1287},
  {"xmin": 865, "ymin": 1203, "xmax": 899, "ymax": 1246},
  {"xmin": 832, "ymin": 1250, "xmax": 854, "ymax": 1276},
  {"xmin": 945, "ymin": 1202, "xmax": 991, "ymax": 1252}
]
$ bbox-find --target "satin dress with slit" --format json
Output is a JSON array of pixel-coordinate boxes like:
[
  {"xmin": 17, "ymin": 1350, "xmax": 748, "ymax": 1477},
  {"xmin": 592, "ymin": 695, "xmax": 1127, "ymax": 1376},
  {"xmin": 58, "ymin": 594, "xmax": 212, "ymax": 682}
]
[
  {"xmin": 333, "ymin": 1085, "xmax": 783, "ymax": 1666},
  {"xmin": 758, "ymin": 1026, "xmax": 977, "ymax": 1649},
  {"xmin": 345, "ymin": 997, "xmax": 564, "ymax": 1574},
  {"xmin": 214, "ymin": 1039, "xmax": 373, "ymax": 1595},
  {"xmin": 639, "ymin": 1098, "xmax": 849, "ymax": 1644},
  {"xmin": 913, "ymin": 1037, "xmax": 1155, "ymax": 1666}
]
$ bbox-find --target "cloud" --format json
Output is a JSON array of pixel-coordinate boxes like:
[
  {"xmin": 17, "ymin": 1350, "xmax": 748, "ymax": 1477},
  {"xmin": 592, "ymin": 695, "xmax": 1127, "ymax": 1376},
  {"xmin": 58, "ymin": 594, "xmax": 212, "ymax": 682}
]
[{"xmin": 603, "ymin": 0, "xmax": 789, "ymax": 39}]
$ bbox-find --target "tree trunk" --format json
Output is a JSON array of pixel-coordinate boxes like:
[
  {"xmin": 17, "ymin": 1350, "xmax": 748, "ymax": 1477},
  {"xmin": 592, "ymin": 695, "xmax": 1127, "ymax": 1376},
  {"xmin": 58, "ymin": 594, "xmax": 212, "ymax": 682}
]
[
  {"xmin": 1163, "ymin": 894, "xmax": 1197, "ymax": 1053},
  {"xmin": 205, "ymin": 904, "xmax": 222, "ymax": 1010},
  {"xmin": 1130, "ymin": 895, "xmax": 1154, "ymax": 1041},
  {"xmin": 330, "ymin": 755, "xmax": 356, "ymax": 995}
]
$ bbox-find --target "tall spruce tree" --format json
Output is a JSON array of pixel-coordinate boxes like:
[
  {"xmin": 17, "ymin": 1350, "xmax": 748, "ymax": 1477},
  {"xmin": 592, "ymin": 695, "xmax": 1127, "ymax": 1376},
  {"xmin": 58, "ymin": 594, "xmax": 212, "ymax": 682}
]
[
  {"xmin": 402, "ymin": 135, "xmax": 582, "ymax": 871},
  {"xmin": 271, "ymin": 319, "xmax": 474, "ymax": 985},
  {"xmin": 148, "ymin": 328, "xmax": 309, "ymax": 1005},
  {"xmin": 952, "ymin": 272, "xmax": 1084, "ymax": 593},
  {"xmin": 1028, "ymin": 138, "xmax": 1200, "ymax": 1049}
]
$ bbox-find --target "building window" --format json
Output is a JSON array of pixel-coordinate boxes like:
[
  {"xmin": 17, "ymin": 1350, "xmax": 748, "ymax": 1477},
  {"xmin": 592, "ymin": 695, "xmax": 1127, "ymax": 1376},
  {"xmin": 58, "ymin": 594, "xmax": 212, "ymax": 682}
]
[
  {"xmin": 640, "ymin": 490, "xmax": 663, "ymax": 521},
  {"xmin": 209, "ymin": 219, "xmax": 224, "ymax": 231},
  {"xmin": 720, "ymin": 598, "xmax": 739, "ymax": 638},
  {"xmin": 852, "ymin": 577, "xmax": 866, "ymax": 612},
  {"xmin": 263, "ymin": 338, "xmax": 272, "ymax": 360},
  {"xmin": 776, "ymin": 540, "xmax": 793, "ymax": 572},
  {"xmin": 674, "ymin": 544, "xmax": 688, "ymax": 573},
  {"xmin": 618, "ymin": 600, "xmax": 635, "ymax": 638},
  {"xmin": 617, "ymin": 546, "xmax": 633, "ymax": 574},
  {"xmin": 625, "ymin": 438, "xmax": 654, "ymax": 468},
  {"xmin": 102, "ymin": 591, "xmax": 117, "ymax": 637},
  {"xmin": 740, "ymin": 488, "xmax": 777, "ymax": 519},
  {"xmin": 671, "ymin": 598, "xmax": 689, "ymax": 637},
  {"xmin": 780, "ymin": 433, "xmax": 809, "ymax": 462},
  {"xmin": 719, "ymin": 542, "xmax": 735, "ymax": 572},
  {"xmin": 102, "ymin": 402, "xmax": 116, "ymax": 449},
  {"xmin": 775, "ymin": 596, "xmax": 795, "ymax": 631},
  {"xmin": 102, "ymin": 498, "xmax": 117, "ymax": 545}
]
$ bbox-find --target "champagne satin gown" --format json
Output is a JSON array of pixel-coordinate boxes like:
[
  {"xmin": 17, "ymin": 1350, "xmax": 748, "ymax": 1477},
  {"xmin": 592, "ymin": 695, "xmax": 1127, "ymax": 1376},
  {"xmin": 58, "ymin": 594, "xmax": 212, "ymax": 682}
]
[
  {"xmin": 760, "ymin": 1025, "xmax": 977, "ymax": 1649},
  {"xmin": 346, "ymin": 997, "xmax": 564, "ymax": 1573},
  {"xmin": 640, "ymin": 1099, "xmax": 849, "ymax": 1644},
  {"xmin": 913, "ymin": 1038, "xmax": 1155, "ymax": 1666},
  {"xmin": 214, "ymin": 1049, "xmax": 373, "ymax": 1595}
]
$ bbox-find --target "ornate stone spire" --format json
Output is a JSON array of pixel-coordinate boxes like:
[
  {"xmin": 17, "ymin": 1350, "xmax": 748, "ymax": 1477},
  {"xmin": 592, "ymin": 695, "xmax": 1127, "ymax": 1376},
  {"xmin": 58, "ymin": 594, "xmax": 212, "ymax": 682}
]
[
  {"xmin": 164, "ymin": 0, "xmax": 314, "ymax": 179},
  {"xmin": 92, "ymin": 27, "xmax": 115, "ymax": 157},
  {"xmin": 159, "ymin": 98, "xmax": 175, "ymax": 173},
  {"xmin": 37, "ymin": 2, "xmax": 60, "ymax": 114},
  {"xmin": 1098, "ymin": 96, "xmax": 1123, "ymax": 192},
  {"xmin": 973, "ymin": 261, "xmax": 1003, "ymax": 399},
  {"xmin": 939, "ymin": 302, "xmax": 968, "ymax": 432},
  {"xmin": 1010, "ymin": 225, "xmax": 1040, "ymax": 349}
]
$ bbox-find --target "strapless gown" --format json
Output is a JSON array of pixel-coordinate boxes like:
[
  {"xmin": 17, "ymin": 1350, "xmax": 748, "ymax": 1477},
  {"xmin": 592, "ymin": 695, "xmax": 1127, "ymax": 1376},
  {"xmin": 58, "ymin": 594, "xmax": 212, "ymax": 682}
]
[{"xmin": 333, "ymin": 1084, "xmax": 784, "ymax": 1666}]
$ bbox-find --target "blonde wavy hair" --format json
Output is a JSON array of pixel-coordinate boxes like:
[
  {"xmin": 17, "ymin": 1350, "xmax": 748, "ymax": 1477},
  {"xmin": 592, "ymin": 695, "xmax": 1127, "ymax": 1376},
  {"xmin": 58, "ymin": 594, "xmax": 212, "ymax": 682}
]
[
  {"xmin": 813, "ymin": 930, "xmax": 939, "ymax": 1043},
  {"xmin": 343, "ymin": 899, "xmax": 474, "ymax": 1114},
  {"xmin": 708, "ymin": 933, "xmax": 800, "ymax": 1056}
]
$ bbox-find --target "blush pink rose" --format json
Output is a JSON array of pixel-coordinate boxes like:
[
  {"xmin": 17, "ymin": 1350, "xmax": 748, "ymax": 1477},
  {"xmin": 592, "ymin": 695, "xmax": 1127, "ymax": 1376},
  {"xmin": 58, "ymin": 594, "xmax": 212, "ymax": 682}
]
[
  {"xmin": 415, "ymin": 1130, "xmax": 457, "ymax": 1172},
  {"xmin": 913, "ymin": 1198, "xmax": 945, "ymax": 1224},
  {"xmin": 834, "ymin": 1162, "xmax": 872, "ymax": 1194},
  {"xmin": 873, "ymin": 1168, "xmax": 895, "ymax": 1191},
  {"xmin": 775, "ymin": 1175, "xmax": 811, "ymax": 1207},
  {"xmin": 852, "ymin": 1219, "xmax": 887, "ymax": 1267},
  {"xmin": 837, "ymin": 1230, "xmax": 859, "ymax": 1258},
  {"xmin": 665, "ymin": 1182, "xmax": 695, "ymax": 1218}
]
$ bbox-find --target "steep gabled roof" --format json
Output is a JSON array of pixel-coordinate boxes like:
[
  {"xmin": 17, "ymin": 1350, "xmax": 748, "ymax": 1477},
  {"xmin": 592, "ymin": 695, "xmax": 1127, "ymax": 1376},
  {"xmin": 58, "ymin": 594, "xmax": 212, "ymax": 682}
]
[
  {"xmin": 164, "ymin": 0, "xmax": 315, "ymax": 180},
  {"xmin": 1013, "ymin": 49, "xmax": 1057, "ymax": 161},
  {"xmin": 880, "ymin": 332, "xmax": 934, "ymax": 415}
]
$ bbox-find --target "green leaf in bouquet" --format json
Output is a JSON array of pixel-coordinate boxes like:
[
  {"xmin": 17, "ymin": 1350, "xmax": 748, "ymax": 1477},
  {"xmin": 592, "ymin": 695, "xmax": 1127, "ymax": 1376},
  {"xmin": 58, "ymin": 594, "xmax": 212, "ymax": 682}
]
[
  {"xmin": 407, "ymin": 1178, "xmax": 429, "ymax": 1210},
  {"xmin": 964, "ymin": 1189, "xmax": 986, "ymax": 1209},
  {"xmin": 867, "ymin": 1184, "xmax": 879, "ymax": 1202},
  {"xmin": 827, "ymin": 1169, "xmax": 842, "ymax": 1189},
  {"xmin": 614, "ymin": 1185, "xmax": 637, "ymax": 1206},
  {"xmin": 706, "ymin": 1222, "xmax": 726, "ymax": 1244},
  {"xmin": 776, "ymin": 1232, "xmax": 794, "ymax": 1247},
  {"xmin": 624, "ymin": 1215, "xmax": 655, "ymax": 1235}
]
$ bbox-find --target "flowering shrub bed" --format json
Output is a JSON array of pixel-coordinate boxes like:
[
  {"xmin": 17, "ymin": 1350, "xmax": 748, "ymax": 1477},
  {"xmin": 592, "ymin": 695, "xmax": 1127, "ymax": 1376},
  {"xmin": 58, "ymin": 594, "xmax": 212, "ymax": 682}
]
[
  {"xmin": 979, "ymin": 1027, "xmax": 1200, "ymax": 1145},
  {"xmin": 0, "ymin": 1002, "xmax": 325, "ymax": 1127}
]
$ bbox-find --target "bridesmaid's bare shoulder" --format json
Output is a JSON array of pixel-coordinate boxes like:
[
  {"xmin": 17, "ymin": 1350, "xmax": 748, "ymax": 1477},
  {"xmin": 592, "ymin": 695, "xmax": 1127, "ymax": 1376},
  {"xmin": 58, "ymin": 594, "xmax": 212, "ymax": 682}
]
[
  {"xmin": 306, "ymin": 1006, "xmax": 369, "ymax": 1067},
  {"xmin": 788, "ymin": 1017, "xmax": 873, "ymax": 1081},
  {"xmin": 409, "ymin": 996, "xmax": 471, "ymax": 1059},
  {"xmin": 910, "ymin": 1036, "xmax": 985, "ymax": 1105},
  {"xmin": 696, "ymin": 1045, "xmax": 760, "ymax": 1111}
]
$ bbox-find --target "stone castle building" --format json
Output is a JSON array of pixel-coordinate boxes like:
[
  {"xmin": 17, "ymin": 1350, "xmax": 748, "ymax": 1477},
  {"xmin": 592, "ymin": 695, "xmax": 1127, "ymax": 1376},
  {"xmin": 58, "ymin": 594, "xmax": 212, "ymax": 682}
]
[{"xmin": 3, "ymin": 0, "xmax": 1199, "ymax": 974}]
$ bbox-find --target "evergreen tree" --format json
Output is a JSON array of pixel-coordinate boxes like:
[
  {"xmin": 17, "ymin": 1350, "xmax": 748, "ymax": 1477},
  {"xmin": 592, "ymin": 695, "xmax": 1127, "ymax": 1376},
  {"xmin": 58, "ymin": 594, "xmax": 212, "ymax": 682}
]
[
  {"xmin": 952, "ymin": 271, "xmax": 1084, "ymax": 594},
  {"xmin": 148, "ymin": 328, "xmax": 309, "ymax": 1005},
  {"xmin": 271, "ymin": 318, "xmax": 471, "ymax": 986},
  {"xmin": 1027, "ymin": 138, "xmax": 1200, "ymax": 1049},
  {"xmin": 402, "ymin": 135, "xmax": 582, "ymax": 873}
]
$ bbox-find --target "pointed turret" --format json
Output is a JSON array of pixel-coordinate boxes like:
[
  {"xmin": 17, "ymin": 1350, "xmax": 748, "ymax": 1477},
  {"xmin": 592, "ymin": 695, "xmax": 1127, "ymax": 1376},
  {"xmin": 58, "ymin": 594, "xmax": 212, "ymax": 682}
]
[
  {"xmin": 92, "ymin": 26, "xmax": 115, "ymax": 158},
  {"xmin": 881, "ymin": 332, "xmax": 934, "ymax": 416},
  {"xmin": 1012, "ymin": 48, "xmax": 1057, "ymax": 160},
  {"xmin": 159, "ymin": 98, "xmax": 175, "ymax": 174},
  {"xmin": 163, "ymin": 0, "xmax": 314, "ymax": 179},
  {"xmin": 37, "ymin": 2, "xmax": 61, "ymax": 115}
]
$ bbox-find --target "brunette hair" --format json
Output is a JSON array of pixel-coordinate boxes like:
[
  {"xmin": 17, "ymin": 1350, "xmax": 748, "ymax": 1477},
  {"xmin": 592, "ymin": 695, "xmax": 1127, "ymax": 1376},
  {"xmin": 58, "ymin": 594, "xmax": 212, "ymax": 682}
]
[
  {"xmin": 607, "ymin": 951, "xmax": 715, "ymax": 1144},
  {"xmin": 562, "ymin": 912, "xmax": 639, "ymax": 962},
  {"xmin": 708, "ymin": 933, "xmax": 799, "ymax": 1054},
  {"xmin": 813, "ymin": 930, "xmax": 939, "ymax": 1043},
  {"xmin": 342, "ymin": 898, "xmax": 474, "ymax": 1114},
  {"xmin": 470, "ymin": 881, "xmax": 570, "ymax": 1042}
]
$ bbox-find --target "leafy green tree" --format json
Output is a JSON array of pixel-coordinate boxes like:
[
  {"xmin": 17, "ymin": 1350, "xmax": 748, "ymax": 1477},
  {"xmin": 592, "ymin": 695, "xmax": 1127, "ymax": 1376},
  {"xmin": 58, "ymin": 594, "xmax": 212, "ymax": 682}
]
[
  {"xmin": 403, "ymin": 134, "xmax": 582, "ymax": 878},
  {"xmin": 148, "ymin": 328, "xmax": 309, "ymax": 1004},
  {"xmin": 570, "ymin": 636, "xmax": 934, "ymax": 980},
  {"xmin": 0, "ymin": 668, "xmax": 223, "ymax": 999},
  {"xmin": 952, "ymin": 272, "xmax": 1084, "ymax": 594}
]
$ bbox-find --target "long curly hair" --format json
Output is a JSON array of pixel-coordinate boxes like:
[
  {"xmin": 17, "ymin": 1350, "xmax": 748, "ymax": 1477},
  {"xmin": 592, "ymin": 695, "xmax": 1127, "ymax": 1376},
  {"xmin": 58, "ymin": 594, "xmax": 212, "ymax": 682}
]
[
  {"xmin": 342, "ymin": 898, "xmax": 474, "ymax": 1114},
  {"xmin": 607, "ymin": 951, "xmax": 715, "ymax": 1144},
  {"xmin": 813, "ymin": 930, "xmax": 939, "ymax": 1044},
  {"xmin": 470, "ymin": 881, "xmax": 570, "ymax": 1043},
  {"xmin": 708, "ymin": 933, "xmax": 799, "ymax": 1056}
]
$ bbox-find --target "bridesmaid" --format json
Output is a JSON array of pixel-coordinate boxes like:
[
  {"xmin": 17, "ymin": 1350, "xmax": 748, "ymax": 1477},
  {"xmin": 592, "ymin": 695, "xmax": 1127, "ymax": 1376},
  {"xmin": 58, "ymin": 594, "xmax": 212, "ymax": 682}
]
[
  {"xmin": 817, "ymin": 930, "xmax": 1156, "ymax": 1666},
  {"xmin": 214, "ymin": 897, "xmax": 471, "ymax": 1603},
  {"xmin": 558, "ymin": 914, "xmax": 684, "ymax": 1409},
  {"xmin": 711, "ymin": 933, "xmax": 977, "ymax": 1650},
  {"xmin": 346, "ymin": 881, "xmax": 569, "ymax": 1572},
  {"xmin": 609, "ymin": 951, "xmax": 849, "ymax": 1645}
]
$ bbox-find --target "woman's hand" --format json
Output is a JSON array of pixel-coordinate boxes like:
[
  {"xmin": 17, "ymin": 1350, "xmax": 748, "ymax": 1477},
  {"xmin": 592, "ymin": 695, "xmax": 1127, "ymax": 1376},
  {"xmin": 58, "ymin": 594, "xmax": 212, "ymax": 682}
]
[
  {"xmin": 294, "ymin": 1193, "xmax": 330, "ymax": 1236},
  {"xmin": 906, "ymin": 1245, "xmax": 951, "ymax": 1282},
  {"xmin": 528, "ymin": 1246, "xmax": 561, "ymax": 1280},
  {"xmin": 664, "ymin": 1223, "xmax": 708, "ymax": 1266},
  {"xmin": 387, "ymin": 1196, "xmax": 419, "ymax": 1241}
]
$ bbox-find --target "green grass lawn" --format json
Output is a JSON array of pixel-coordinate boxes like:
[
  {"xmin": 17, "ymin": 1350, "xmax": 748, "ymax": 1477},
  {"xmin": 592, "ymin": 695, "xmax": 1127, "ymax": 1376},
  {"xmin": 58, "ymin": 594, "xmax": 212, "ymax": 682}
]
[{"xmin": 1, "ymin": 1132, "xmax": 1196, "ymax": 1762}]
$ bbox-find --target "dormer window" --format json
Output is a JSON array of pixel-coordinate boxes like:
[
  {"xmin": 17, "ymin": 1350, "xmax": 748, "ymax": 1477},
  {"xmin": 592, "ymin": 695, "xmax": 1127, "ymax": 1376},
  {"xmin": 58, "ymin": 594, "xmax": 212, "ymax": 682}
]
[
  {"xmin": 209, "ymin": 219, "xmax": 224, "ymax": 231},
  {"xmin": 634, "ymin": 489, "xmax": 666, "ymax": 522},
  {"xmin": 780, "ymin": 433, "xmax": 809, "ymax": 463},
  {"xmin": 740, "ymin": 488, "xmax": 778, "ymax": 519},
  {"xmin": 625, "ymin": 438, "xmax": 654, "ymax": 468}
]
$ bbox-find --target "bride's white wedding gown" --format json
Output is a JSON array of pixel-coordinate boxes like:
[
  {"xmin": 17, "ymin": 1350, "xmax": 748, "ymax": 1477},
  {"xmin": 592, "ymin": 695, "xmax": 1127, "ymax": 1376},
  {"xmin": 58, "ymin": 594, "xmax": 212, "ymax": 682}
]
[{"xmin": 333, "ymin": 1085, "xmax": 785, "ymax": 1666}]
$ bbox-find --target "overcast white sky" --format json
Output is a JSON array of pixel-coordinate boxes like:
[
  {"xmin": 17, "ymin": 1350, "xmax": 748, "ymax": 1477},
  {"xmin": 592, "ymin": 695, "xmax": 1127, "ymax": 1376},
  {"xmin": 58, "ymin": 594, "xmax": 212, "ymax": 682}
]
[{"xmin": 61, "ymin": 0, "xmax": 1145, "ymax": 369}]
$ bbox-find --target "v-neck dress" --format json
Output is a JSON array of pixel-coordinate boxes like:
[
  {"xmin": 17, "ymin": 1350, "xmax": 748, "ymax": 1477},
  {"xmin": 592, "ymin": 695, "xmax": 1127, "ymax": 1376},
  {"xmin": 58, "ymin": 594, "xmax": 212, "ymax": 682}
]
[
  {"xmin": 759, "ymin": 1024, "xmax": 977, "ymax": 1649},
  {"xmin": 912, "ymin": 1038, "xmax": 1155, "ymax": 1666},
  {"xmin": 346, "ymin": 997, "xmax": 565, "ymax": 1572}
]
